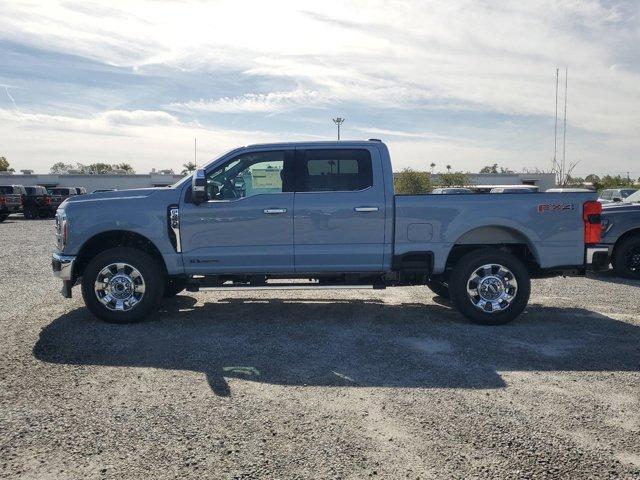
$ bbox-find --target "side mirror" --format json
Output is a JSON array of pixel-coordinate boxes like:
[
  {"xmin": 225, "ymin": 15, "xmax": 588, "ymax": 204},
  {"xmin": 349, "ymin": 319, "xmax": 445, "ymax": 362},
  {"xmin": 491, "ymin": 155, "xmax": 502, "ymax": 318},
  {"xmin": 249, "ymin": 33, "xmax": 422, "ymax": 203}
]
[
  {"xmin": 612, "ymin": 197, "xmax": 622, "ymax": 203},
  {"xmin": 192, "ymin": 169, "xmax": 207, "ymax": 204}
]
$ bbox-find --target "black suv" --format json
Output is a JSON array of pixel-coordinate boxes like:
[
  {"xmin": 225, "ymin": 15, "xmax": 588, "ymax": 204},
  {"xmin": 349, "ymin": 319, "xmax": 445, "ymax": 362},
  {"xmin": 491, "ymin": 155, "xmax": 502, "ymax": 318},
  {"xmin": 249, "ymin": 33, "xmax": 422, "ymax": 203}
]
[
  {"xmin": 47, "ymin": 187, "xmax": 78, "ymax": 210},
  {"xmin": 600, "ymin": 199, "xmax": 640, "ymax": 278},
  {"xmin": 23, "ymin": 185, "xmax": 55, "ymax": 219}
]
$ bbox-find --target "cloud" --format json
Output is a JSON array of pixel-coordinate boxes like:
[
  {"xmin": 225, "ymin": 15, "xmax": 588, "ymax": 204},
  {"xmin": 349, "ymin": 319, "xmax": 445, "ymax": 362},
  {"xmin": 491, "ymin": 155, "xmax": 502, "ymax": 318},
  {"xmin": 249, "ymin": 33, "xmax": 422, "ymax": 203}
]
[
  {"xmin": 166, "ymin": 90, "xmax": 328, "ymax": 114},
  {"xmin": 0, "ymin": 108, "xmax": 303, "ymax": 172},
  {"xmin": 1, "ymin": 85, "xmax": 18, "ymax": 109},
  {"xmin": 102, "ymin": 110, "xmax": 179, "ymax": 126},
  {"xmin": 0, "ymin": 109, "xmax": 181, "ymax": 136},
  {"xmin": 352, "ymin": 126, "xmax": 473, "ymax": 143},
  {"xmin": 0, "ymin": 1, "xmax": 639, "ymax": 174}
]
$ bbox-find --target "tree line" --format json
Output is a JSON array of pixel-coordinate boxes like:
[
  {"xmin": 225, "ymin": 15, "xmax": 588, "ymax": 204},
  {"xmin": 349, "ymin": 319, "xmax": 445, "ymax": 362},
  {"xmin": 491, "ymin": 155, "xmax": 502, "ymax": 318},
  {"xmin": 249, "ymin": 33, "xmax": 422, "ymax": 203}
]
[{"xmin": 49, "ymin": 162, "xmax": 135, "ymax": 174}]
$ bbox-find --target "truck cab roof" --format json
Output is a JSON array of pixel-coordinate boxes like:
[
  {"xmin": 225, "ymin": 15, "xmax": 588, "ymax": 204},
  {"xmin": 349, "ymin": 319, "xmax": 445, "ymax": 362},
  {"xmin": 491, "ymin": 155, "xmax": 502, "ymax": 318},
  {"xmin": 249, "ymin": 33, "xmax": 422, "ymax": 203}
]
[{"xmin": 244, "ymin": 140, "xmax": 387, "ymax": 149}]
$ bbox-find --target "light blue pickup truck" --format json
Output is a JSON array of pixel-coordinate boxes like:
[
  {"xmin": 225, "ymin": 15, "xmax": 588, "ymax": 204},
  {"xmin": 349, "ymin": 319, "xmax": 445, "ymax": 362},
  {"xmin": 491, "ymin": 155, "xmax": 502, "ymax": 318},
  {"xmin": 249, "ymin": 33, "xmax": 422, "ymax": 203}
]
[{"xmin": 52, "ymin": 140, "xmax": 607, "ymax": 325}]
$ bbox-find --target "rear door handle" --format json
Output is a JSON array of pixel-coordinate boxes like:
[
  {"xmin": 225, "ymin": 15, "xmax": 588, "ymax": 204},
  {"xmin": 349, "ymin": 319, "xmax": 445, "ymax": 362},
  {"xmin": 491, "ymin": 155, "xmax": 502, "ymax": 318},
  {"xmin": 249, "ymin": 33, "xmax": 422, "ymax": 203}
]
[
  {"xmin": 263, "ymin": 208, "xmax": 287, "ymax": 214},
  {"xmin": 354, "ymin": 207, "xmax": 379, "ymax": 212}
]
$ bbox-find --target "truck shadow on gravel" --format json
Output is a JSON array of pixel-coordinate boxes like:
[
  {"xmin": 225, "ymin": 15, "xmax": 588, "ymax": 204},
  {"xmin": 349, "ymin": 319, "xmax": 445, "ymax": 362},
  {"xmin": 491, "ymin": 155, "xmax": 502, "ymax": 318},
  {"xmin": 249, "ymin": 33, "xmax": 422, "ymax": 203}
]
[
  {"xmin": 588, "ymin": 271, "xmax": 640, "ymax": 287},
  {"xmin": 33, "ymin": 296, "xmax": 640, "ymax": 396}
]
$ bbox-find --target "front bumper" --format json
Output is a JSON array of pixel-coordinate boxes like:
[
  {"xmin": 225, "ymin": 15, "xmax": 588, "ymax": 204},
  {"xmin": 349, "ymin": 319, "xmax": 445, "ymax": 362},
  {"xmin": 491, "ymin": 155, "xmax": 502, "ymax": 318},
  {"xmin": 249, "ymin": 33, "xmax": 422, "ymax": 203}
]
[
  {"xmin": 52, "ymin": 253, "xmax": 76, "ymax": 298},
  {"xmin": 585, "ymin": 245, "xmax": 610, "ymax": 272},
  {"xmin": 52, "ymin": 252, "xmax": 75, "ymax": 280}
]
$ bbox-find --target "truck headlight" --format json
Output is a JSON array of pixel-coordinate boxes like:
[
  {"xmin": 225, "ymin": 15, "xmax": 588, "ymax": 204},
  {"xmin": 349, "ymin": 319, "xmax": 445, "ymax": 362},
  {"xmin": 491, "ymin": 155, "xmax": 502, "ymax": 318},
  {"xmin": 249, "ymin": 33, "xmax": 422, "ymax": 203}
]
[{"xmin": 55, "ymin": 214, "xmax": 68, "ymax": 250}]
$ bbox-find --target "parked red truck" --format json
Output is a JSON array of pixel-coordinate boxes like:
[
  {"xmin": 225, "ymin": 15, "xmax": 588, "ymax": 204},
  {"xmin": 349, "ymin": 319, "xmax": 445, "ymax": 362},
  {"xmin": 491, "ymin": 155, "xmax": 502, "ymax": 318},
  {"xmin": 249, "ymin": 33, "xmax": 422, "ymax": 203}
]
[{"xmin": 0, "ymin": 185, "xmax": 24, "ymax": 222}]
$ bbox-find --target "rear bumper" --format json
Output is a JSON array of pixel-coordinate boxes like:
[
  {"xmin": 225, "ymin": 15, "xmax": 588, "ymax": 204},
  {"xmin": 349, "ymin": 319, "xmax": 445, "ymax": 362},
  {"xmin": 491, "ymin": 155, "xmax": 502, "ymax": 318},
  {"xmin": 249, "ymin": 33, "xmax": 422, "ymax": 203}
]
[{"xmin": 585, "ymin": 245, "xmax": 610, "ymax": 272}]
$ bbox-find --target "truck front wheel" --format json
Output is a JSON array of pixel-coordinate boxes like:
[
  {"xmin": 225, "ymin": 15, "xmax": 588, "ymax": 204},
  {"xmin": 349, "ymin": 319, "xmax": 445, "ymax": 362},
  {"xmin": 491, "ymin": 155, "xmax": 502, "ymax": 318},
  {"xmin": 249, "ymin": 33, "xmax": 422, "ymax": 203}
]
[
  {"xmin": 448, "ymin": 249, "xmax": 530, "ymax": 325},
  {"xmin": 81, "ymin": 247, "xmax": 164, "ymax": 323}
]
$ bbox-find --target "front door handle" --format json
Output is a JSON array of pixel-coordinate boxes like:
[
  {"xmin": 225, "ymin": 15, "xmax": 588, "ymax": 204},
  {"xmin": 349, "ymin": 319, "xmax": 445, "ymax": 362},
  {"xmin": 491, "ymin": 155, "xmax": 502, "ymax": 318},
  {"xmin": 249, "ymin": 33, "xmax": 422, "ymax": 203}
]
[
  {"xmin": 354, "ymin": 207, "xmax": 379, "ymax": 212},
  {"xmin": 263, "ymin": 208, "xmax": 287, "ymax": 214}
]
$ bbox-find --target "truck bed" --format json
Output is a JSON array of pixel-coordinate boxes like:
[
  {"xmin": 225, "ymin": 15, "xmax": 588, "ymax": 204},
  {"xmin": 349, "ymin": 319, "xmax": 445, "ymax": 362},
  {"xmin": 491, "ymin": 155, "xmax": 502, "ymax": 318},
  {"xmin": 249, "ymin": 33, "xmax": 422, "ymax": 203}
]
[{"xmin": 394, "ymin": 192, "xmax": 597, "ymax": 274}]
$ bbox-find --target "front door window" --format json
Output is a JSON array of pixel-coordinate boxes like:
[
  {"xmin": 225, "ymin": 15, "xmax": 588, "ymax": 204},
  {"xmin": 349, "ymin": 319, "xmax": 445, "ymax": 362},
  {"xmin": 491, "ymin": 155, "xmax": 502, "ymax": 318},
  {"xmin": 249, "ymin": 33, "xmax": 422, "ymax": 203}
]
[{"xmin": 206, "ymin": 151, "xmax": 289, "ymax": 201}]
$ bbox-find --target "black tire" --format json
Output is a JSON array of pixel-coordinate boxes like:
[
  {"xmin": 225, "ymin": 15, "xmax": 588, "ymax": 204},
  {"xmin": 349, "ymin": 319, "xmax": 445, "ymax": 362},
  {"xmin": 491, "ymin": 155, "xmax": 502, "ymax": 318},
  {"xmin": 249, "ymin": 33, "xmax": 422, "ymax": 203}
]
[
  {"xmin": 164, "ymin": 278, "xmax": 188, "ymax": 297},
  {"xmin": 81, "ymin": 247, "xmax": 164, "ymax": 323},
  {"xmin": 612, "ymin": 236, "xmax": 640, "ymax": 279},
  {"xmin": 448, "ymin": 249, "xmax": 530, "ymax": 326},
  {"xmin": 0, "ymin": 214, "xmax": 7, "ymax": 223},
  {"xmin": 426, "ymin": 280, "xmax": 450, "ymax": 299},
  {"xmin": 24, "ymin": 208, "xmax": 35, "ymax": 219}
]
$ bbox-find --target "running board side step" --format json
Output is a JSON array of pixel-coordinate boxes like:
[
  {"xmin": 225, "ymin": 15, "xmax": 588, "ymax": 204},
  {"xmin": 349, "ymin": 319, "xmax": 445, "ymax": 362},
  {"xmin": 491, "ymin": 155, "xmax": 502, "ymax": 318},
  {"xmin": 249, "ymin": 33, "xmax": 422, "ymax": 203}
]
[{"xmin": 186, "ymin": 282, "xmax": 386, "ymax": 292}]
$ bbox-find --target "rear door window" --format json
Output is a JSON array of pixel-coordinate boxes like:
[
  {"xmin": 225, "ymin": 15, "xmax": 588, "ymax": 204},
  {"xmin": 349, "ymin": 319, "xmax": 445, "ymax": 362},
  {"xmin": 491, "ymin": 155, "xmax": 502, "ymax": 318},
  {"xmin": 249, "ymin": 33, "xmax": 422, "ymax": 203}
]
[{"xmin": 297, "ymin": 149, "xmax": 373, "ymax": 192}]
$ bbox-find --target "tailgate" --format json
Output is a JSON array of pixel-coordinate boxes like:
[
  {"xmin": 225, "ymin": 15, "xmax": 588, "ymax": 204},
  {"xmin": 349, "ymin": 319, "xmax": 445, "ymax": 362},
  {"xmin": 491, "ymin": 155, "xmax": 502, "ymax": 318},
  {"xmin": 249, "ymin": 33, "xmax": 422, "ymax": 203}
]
[{"xmin": 5, "ymin": 194, "xmax": 21, "ymax": 207}]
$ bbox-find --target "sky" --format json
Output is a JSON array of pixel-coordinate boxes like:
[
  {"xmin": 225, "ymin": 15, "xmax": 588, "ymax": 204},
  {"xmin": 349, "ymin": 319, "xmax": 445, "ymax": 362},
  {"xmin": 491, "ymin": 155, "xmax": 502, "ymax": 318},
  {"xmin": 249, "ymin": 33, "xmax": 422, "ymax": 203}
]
[{"xmin": 0, "ymin": 0, "xmax": 639, "ymax": 176}]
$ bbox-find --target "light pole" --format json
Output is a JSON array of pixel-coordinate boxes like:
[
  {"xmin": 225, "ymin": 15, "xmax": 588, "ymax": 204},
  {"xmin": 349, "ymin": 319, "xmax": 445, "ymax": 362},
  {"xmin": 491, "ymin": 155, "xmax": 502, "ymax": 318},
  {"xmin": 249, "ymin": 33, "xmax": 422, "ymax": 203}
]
[{"xmin": 332, "ymin": 117, "xmax": 345, "ymax": 140}]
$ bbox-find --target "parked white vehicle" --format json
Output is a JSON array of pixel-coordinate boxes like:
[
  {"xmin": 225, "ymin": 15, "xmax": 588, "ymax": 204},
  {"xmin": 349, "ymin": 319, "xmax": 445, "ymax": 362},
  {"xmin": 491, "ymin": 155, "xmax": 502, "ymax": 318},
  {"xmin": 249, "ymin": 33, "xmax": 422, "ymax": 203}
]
[
  {"xmin": 599, "ymin": 188, "xmax": 637, "ymax": 204},
  {"xmin": 489, "ymin": 186, "xmax": 537, "ymax": 194},
  {"xmin": 431, "ymin": 187, "xmax": 472, "ymax": 194},
  {"xmin": 546, "ymin": 188, "xmax": 593, "ymax": 193}
]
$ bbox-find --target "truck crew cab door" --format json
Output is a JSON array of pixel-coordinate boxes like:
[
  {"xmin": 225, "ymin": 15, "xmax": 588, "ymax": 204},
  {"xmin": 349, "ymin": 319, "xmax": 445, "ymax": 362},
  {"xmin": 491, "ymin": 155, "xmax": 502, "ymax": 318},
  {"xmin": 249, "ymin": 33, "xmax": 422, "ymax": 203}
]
[
  {"xmin": 179, "ymin": 148, "xmax": 295, "ymax": 274},
  {"xmin": 293, "ymin": 147, "xmax": 386, "ymax": 272}
]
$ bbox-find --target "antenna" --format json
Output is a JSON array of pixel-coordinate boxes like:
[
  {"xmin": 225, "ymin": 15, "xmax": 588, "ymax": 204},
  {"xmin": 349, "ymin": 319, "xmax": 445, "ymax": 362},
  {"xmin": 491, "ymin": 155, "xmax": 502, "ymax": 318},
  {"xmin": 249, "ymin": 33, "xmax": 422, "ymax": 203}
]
[
  {"xmin": 332, "ymin": 117, "xmax": 345, "ymax": 140},
  {"xmin": 194, "ymin": 137, "xmax": 197, "ymax": 166},
  {"xmin": 553, "ymin": 67, "xmax": 559, "ymax": 180},
  {"xmin": 562, "ymin": 67, "xmax": 568, "ymax": 185}
]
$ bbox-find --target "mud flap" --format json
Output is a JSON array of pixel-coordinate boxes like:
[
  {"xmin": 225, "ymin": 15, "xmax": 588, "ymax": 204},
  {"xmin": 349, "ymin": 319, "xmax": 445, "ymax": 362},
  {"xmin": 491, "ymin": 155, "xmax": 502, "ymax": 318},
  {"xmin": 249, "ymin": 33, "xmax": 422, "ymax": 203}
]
[{"xmin": 61, "ymin": 280, "xmax": 73, "ymax": 298}]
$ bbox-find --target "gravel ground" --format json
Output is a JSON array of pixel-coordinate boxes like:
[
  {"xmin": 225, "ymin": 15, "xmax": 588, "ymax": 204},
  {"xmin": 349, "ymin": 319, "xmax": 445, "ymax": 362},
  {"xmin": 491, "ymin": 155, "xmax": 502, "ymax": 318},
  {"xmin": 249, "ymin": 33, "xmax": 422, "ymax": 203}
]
[{"xmin": 1, "ymin": 217, "xmax": 639, "ymax": 479}]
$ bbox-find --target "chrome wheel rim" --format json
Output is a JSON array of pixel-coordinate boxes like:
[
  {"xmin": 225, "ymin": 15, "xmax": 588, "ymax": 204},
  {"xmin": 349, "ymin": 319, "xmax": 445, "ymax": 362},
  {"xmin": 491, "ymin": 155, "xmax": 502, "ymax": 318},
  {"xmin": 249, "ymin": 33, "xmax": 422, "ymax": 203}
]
[
  {"xmin": 466, "ymin": 263, "xmax": 518, "ymax": 313},
  {"xmin": 94, "ymin": 263, "xmax": 145, "ymax": 311}
]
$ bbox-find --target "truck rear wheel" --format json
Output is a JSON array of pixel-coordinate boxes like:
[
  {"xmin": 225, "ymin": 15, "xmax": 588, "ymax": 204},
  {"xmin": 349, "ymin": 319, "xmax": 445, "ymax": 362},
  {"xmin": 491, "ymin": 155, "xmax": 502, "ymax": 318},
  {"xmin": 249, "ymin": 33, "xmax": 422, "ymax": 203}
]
[
  {"xmin": 81, "ymin": 247, "xmax": 164, "ymax": 323},
  {"xmin": 612, "ymin": 236, "xmax": 640, "ymax": 279},
  {"xmin": 448, "ymin": 249, "xmax": 530, "ymax": 325}
]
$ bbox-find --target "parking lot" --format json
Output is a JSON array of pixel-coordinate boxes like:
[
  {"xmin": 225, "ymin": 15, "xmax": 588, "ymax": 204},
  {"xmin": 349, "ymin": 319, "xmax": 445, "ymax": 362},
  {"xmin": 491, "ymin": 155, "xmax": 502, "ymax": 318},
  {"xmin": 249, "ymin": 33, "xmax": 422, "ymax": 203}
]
[{"xmin": 1, "ymin": 217, "xmax": 639, "ymax": 479}]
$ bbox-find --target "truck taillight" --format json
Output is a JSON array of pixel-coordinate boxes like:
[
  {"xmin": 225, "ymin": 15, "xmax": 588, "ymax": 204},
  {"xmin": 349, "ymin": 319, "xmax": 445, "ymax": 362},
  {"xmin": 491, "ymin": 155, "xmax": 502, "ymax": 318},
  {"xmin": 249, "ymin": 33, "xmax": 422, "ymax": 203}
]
[
  {"xmin": 0, "ymin": 196, "xmax": 5, "ymax": 206},
  {"xmin": 44, "ymin": 196, "xmax": 51, "ymax": 205},
  {"xmin": 583, "ymin": 201, "xmax": 602, "ymax": 244}
]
